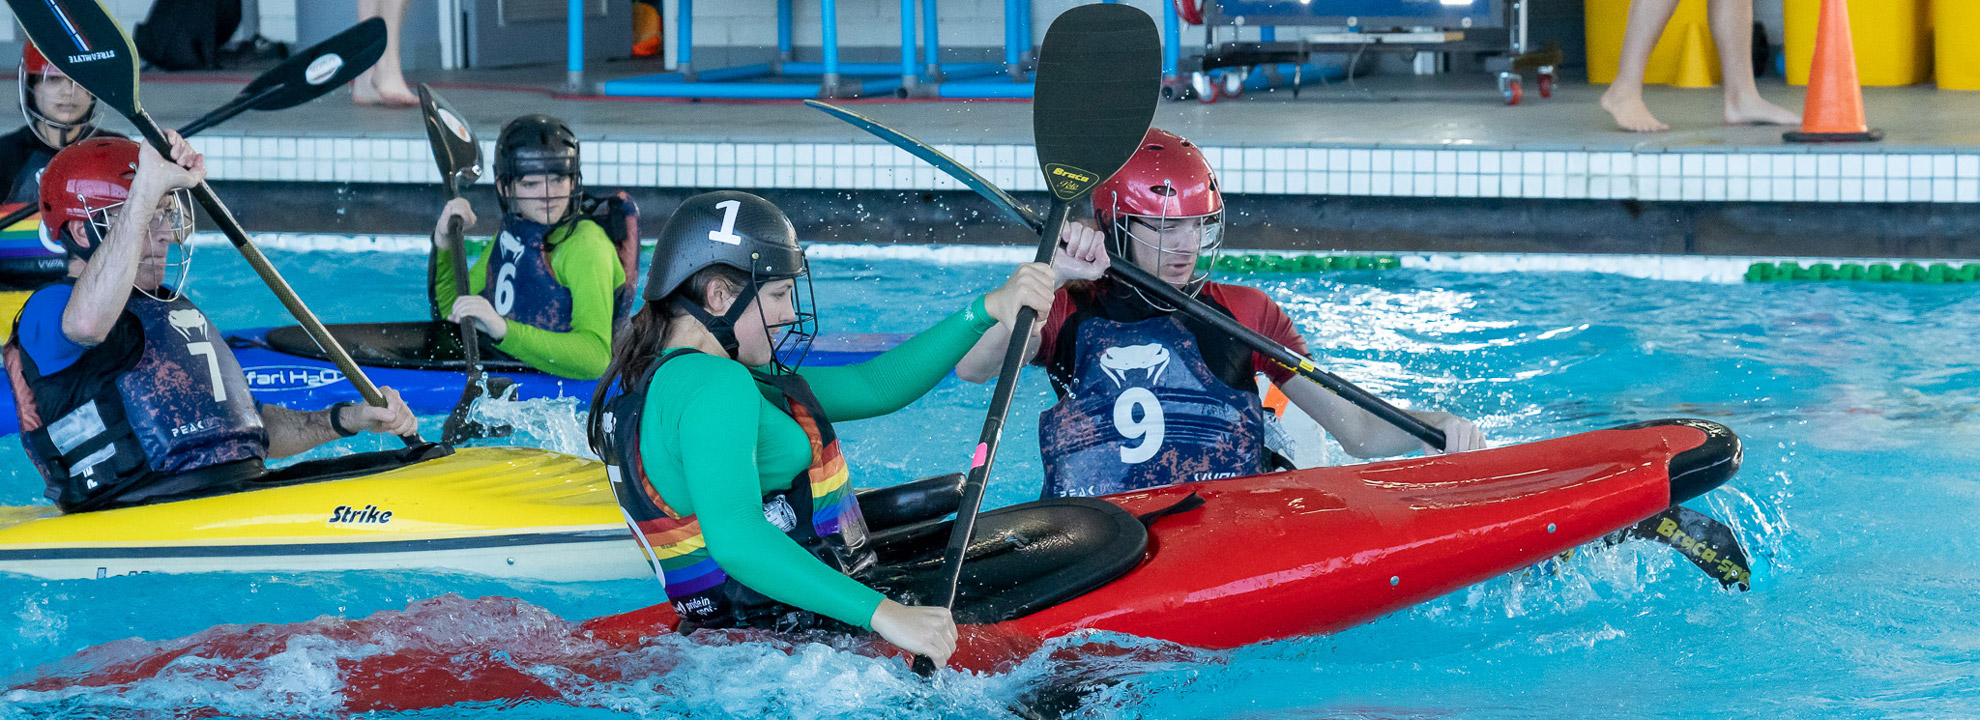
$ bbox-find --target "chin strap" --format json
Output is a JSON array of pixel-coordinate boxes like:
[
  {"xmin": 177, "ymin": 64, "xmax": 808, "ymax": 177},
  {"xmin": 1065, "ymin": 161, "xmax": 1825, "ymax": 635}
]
[{"xmin": 680, "ymin": 281, "xmax": 763, "ymax": 359}]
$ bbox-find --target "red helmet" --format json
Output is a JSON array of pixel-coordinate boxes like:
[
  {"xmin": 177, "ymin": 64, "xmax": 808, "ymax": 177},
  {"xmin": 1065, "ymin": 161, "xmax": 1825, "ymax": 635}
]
[
  {"xmin": 19, "ymin": 41, "xmax": 100, "ymax": 148},
  {"xmin": 1091, "ymin": 128, "xmax": 1223, "ymax": 226},
  {"xmin": 1091, "ymin": 128, "xmax": 1226, "ymax": 293},
  {"xmin": 40, "ymin": 137, "xmax": 138, "ymax": 259},
  {"xmin": 20, "ymin": 42, "xmax": 52, "ymax": 76}
]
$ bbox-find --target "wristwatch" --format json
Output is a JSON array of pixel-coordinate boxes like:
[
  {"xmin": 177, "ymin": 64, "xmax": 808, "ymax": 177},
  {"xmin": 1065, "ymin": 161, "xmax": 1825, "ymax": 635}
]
[{"xmin": 328, "ymin": 401, "xmax": 359, "ymax": 438}]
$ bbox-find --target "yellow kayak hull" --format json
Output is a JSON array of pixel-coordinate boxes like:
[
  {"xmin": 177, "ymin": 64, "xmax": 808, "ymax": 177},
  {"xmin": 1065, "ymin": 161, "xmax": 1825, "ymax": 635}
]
[
  {"xmin": 0, "ymin": 289, "xmax": 26, "ymax": 341},
  {"xmin": 0, "ymin": 447, "xmax": 648, "ymax": 581}
]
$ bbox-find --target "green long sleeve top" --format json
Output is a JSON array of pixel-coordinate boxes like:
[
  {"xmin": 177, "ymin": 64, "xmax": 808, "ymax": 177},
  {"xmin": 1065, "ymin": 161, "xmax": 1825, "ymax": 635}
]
[
  {"xmin": 431, "ymin": 218, "xmax": 626, "ymax": 379},
  {"xmin": 635, "ymin": 296, "xmax": 999, "ymax": 629}
]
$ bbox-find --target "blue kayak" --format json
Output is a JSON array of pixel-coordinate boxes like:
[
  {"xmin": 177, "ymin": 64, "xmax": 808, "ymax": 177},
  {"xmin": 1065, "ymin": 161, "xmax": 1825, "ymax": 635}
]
[{"xmin": 0, "ymin": 322, "xmax": 901, "ymax": 437}]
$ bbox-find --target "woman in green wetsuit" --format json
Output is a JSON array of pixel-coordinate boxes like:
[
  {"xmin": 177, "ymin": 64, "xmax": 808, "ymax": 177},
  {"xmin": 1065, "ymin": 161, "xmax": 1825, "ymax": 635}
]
[
  {"xmin": 587, "ymin": 191, "xmax": 1055, "ymax": 667},
  {"xmin": 430, "ymin": 115, "xmax": 626, "ymax": 379}
]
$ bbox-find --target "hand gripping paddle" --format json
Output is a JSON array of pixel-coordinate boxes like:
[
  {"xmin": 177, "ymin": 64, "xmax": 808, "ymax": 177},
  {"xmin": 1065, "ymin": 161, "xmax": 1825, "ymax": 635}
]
[
  {"xmin": 417, "ymin": 84, "xmax": 512, "ymax": 445},
  {"xmin": 913, "ymin": 3, "xmax": 1162, "ymax": 676},
  {"xmin": 806, "ymin": 99, "xmax": 1449, "ymax": 450},
  {"xmin": 0, "ymin": 17, "xmax": 389, "ymax": 233},
  {"xmin": 802, "ymin": 104, "xmax": 1759, "ymax": 593},
  {"xmin": 7, "ymin": 0, "xmax": 424, "ymax": 446}
]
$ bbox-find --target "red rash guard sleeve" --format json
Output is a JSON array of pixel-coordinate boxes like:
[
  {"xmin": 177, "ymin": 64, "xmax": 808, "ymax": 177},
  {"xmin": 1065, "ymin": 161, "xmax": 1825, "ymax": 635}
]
[
  {"xmin": 1032, "ymin": 285, "xmax": 1081, "ymax": 367},
  {"xmin": 1204, "ymin": 283, "xmax": 1309, "ymax": 384}
]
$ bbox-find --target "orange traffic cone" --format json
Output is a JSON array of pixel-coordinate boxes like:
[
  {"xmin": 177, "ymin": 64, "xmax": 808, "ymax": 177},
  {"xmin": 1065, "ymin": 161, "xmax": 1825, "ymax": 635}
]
[{"xmin": 1785, "ymin": 0, "xmax": 1882, "ymax": 143}]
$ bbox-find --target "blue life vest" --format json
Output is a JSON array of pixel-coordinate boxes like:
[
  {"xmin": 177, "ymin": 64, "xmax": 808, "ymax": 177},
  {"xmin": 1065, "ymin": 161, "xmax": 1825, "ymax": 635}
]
[
  {"xmin": 1038, "ymin": 315, "xmax": 1265, "ymax": 498},
  {"xmin": 5, "ymin": 285, "xmax": 266, "ymax": 512},
  {"xmin": 480, "ymin": 215, "xmax": 575, "ymax": 333}
]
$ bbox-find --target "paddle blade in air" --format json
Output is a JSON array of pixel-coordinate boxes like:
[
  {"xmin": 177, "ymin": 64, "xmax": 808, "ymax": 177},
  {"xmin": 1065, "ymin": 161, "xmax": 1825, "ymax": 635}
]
[
  {"xmin": 417, "ymin": 84, "xmax": 484, "ymax": 195},
  {"xmin": 241, "ymin": 17, "xmax": 388, "ymax": 111},
  {"xmin": 1032, "ymin": 3, "xmax": 1162, "ymax": 202},
  {"xmin": 7, "ymin": 0, "xmax": 141, "ymax": 116}
]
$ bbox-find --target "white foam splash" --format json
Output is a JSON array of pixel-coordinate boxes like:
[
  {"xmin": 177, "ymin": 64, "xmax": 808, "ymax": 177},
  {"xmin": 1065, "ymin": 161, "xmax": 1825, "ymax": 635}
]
[{"xmin": 457, "ymin": 392, "xmax": 597, "ymax": 459}]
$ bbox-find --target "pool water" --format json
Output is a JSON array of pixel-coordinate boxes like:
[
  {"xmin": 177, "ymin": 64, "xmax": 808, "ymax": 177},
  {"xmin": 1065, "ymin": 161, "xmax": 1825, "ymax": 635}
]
[{"xmin": 4, "ymin": 243, "xmax": 1978, "ymax": 719}]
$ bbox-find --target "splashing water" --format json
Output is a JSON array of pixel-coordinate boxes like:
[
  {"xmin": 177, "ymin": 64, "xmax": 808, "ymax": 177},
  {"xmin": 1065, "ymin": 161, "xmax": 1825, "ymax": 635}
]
[
  {"xmin": 456, "ymin": 390, "xmax": 598, "ymax": 459},
  {"xmin": 5, "ymin": 248, "xmax": 1980, "ymax": 718}
]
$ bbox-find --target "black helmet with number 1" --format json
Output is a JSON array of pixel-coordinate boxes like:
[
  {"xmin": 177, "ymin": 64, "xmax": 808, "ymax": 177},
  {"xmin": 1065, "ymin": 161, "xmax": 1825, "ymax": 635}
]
[{"xmin": 645, "ymin": 191, "xmax": 814, "ymax": 366}]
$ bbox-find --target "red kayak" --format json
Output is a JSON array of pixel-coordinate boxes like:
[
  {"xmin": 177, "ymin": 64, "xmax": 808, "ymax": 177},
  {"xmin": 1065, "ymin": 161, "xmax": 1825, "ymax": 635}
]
[{"xmin": 10, "ymin": 419, "xmax": 1739, "ymax": 711}]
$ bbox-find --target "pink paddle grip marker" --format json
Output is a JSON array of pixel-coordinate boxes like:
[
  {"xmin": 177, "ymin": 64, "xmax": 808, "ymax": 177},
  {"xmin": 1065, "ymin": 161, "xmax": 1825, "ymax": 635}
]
[{"xmin": 970, "ymin": 443, "xmax": 989, "ymax": 469}]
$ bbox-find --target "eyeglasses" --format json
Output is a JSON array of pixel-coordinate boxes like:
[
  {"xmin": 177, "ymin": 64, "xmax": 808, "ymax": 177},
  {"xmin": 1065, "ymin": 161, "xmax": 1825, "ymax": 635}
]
[{"xmin": 1125, "ymin": 214, "xmax": 1224, "ymax": 254}]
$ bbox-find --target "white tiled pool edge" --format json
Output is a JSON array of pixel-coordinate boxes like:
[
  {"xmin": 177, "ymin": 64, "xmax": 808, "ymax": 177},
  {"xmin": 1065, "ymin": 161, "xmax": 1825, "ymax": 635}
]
[
  {"xmin": 197, "ymin": 234, "xmax": 1964, "ymax": 285},
  {"xmin": 188, "ymin": 135, "xmax": 1980, "ymax": 204}
]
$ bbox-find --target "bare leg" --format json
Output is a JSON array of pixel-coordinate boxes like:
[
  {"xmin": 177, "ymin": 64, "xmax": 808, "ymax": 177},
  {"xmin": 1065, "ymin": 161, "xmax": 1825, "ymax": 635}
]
[
  {"xmin": 355, "ymin": 0, "xmax": 419, "ymax": 106},
  {"xmin": 1601, "ymin": 0, "xmax": 1682, "ymax": 132},
  {"xmin": 1710, "ymin": 0, "xmax": 1800, "ymax": 125}
]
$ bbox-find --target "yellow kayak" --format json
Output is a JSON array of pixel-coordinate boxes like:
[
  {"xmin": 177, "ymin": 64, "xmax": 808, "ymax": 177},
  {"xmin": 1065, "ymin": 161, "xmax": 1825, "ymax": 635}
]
[
  {"xmin": 0, "ymin": 446, "xmax": 649, "ymax": 581},
  {"xmin": 0, "ymin": 289, "xmax": 26, "ymax": 341}
]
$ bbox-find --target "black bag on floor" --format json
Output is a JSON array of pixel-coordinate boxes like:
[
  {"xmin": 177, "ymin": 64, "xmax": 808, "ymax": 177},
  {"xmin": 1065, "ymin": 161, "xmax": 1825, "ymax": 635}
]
[{"xmin": 134, "ymin": 0, "xmax": 244, "ymax": 71}]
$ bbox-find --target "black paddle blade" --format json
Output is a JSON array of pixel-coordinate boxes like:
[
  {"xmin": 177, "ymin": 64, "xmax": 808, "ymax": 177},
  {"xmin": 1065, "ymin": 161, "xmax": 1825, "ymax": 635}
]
[
  {"xmin": 1032, "ymin": 4, "xmax": 1161, "ymax": 202},
  {"xmin": 238, "ymin": 17, "xmax": 388, "ymax": 112},
  {"xmin": 806, "ymin": 100, "xmax": 1045, "ymax": 231},
  {"xmin": 8, "ymin": 0, "xmax": 141, "ymax": 117},
  {"xmin": 1616, "ymin": 505, "xmax": 1755, "ymax": 591},
  {"xmin": 441, "ymin": 376, "xmax": 517, "ymax": 445},
  {"xmin": 417, "ymin": 84, "xmax": 485, "ymax": 196}
]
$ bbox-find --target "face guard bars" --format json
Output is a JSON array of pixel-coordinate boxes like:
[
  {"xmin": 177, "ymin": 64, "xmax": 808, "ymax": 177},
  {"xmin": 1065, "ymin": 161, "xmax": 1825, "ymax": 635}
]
[{"xmin": 87, "ymin": 189, "xmax": 197, "ymax": 302}]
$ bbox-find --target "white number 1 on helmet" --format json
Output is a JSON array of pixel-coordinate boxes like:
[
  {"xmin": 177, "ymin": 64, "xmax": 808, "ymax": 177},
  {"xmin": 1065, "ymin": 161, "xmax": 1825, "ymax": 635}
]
[{"xmin": 708, "ymin": 200, "xmax": 743, "ymax": 245}]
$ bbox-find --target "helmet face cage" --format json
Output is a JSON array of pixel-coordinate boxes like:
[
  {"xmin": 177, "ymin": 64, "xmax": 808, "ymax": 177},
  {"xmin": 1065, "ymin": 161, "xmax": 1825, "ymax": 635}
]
[
  {"xmin": 1105, "ymin": 180, "xmax": 1226, "ymax": 309},
  {"xmin": 497, "ymin": 170, "xmax": 583, "ymax": 225},
  {"xmin": 759, "ymin": 253, "xmax": 819, "ymax": 375},
  {"xmin": 19, "ymin": 63, "xmax": 99, "ymax": 148},
  {"xmin": 86, "ymin": 189, "xmax": 197, "ymax": 301}
]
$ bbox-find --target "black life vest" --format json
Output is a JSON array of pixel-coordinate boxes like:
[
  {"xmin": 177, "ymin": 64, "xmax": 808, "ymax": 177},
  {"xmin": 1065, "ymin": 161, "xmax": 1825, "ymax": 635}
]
[
  {"xmin": 1048, "ymin": 281, "xmax": 1260, "ymax": 397},
  {"xmin": 597, "ymin": 349, "xmax": 875, "ymax": 631},
  {"xmin": 4, "ymin": 283, "xmax": 265, "ymax": 512},
  {"xmin": 1039, "ymin": 283, "xmax": 1267, "ymax": 498},
  {"xmin": 578, "ymin": 191, "xmax": 641, "ymax": 324}
]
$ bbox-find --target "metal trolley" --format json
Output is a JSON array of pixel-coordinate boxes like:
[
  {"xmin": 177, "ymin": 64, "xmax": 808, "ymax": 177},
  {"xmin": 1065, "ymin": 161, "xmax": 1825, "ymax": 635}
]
[{"xmin": 1175, "ymin": 0, "xmax": 1562, "ymax": 104}]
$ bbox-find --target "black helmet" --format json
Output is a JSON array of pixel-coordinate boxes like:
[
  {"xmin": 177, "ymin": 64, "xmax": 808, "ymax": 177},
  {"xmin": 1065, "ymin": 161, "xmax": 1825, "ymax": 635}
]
[
  {"xmin": 645, "ymin": 191, "xmax": 814, "ymax": 365},
  {"xmin": 494, "ymin": 115, "xmax": 581, "ymax": 216},
  {"xmin": 495, "ymin": 114, "xmax": 579, "ymax": 180},
  {"xmin": 645, "ymin": 191, "xmax": 805, "ymax": 301}
]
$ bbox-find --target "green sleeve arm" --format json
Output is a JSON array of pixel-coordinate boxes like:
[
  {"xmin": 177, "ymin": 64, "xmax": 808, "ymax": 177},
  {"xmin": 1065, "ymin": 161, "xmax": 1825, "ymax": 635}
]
[
  {"xmin": 662, "ymin": 359, "xmax": 887, "ymax": 629},
  {"xmin": 429, "ymin": 238, "xmax": 493, "ymax": 318},
  {"xmin": 493, "ymin": 222, "xmax": 625, "ymax": 379},
  {"xmin": 799, "ymin": 295, "xmax": 998, "ymax": 421}
]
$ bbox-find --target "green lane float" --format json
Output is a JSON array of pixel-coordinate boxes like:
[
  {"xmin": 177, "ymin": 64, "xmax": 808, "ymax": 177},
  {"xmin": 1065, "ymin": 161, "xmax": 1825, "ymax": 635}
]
[
  {"xmin": 1205, "ymin": 254, "xmax": 1402, "ymax": 273},
  {"xmin": 1745, "ymin": 261, "xmax": 1980, "ymax": 284}
]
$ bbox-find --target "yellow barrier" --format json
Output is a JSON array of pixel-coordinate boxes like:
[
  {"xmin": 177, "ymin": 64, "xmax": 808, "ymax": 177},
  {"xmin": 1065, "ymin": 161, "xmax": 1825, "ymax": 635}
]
[
  {"xmin": 1786, "ymin": 0, "xmax": 1931, "ymax": 86},
  {"xmin": 1586, "ymin": 0, "xmax": 1720, "ymax": 85},
  {"xmin": 1938, "ymin": 0, "xmax": 1980, "ymax": 90}
]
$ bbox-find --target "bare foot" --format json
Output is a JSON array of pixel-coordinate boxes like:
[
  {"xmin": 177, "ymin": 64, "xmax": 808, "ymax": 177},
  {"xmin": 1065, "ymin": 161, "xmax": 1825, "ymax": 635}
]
[
  {"xmin": 1600, "ymin": 86, "xmax": 1669, "ymax": 133},
  {"xmin": 353, "ymin": 70, "xmax": 419, "ymax": 108},
  {"xmin": 1725, "ymin": 94, "xmax": 1801, "ymax": 126}
]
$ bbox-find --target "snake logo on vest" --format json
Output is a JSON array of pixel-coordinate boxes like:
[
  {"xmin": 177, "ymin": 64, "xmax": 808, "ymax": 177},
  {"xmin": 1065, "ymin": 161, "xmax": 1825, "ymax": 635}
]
[{"xmin": 1040, "ymin": 317, "xmax": 1265, "ymax": 498}]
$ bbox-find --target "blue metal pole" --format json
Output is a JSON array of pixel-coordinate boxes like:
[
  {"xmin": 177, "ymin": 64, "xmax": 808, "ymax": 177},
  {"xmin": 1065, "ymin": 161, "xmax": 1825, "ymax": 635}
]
[
  {"xmin": 679, "ymin": 0, "xmax": 695, "ymax": 80},
  {"xmin": 900, "ymin": 0, "xmax": 916, "ymax": 93},
  {"xmin": 778, "ymin": 0, "xmax": 793, "ymax": 62},
  {"xmin": 1003, "ymin": 0, "xmax": 1019, "ymax": 79},
  {"xmin": 1017, "ymin": 0, "xmax": 1033, "ymax": 70},
  {"xmin": 822, "ymin": 0, "xmax": 842, "ymax": 96},
  {"xmin": 566, "ymin": 0, "xmax": 584, "ymax": 90},
  {"xmin": 922, "ymin": 0, "xmax": 941, "ymax": 80}
]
